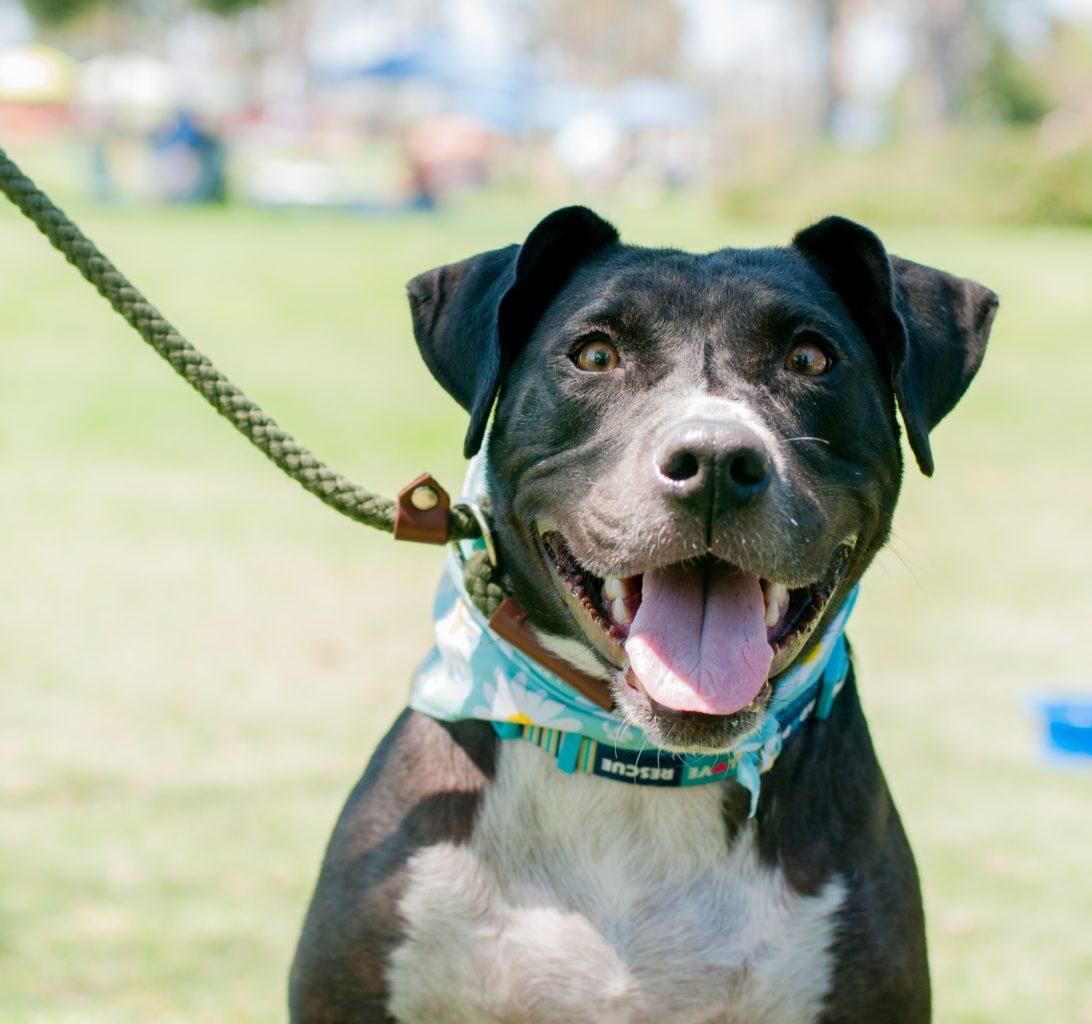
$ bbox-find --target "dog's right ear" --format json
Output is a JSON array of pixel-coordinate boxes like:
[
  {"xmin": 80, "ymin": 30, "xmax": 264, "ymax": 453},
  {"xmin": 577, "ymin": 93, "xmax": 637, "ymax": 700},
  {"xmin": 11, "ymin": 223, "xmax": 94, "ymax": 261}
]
[
  {"xmin": 407, "ymin": 206, "xmax": 619, "ymax": 457},
  {"xmin": 793, "ymin": 216, "xmax": 998, "ymax": 476}
]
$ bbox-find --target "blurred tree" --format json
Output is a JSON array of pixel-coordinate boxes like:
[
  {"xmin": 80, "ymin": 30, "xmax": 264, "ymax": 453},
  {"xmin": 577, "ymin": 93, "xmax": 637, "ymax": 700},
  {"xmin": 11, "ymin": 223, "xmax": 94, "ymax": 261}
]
[
  {"xmin": 812, "ymin": 0, "xmax": 864, "ymax": 138},
  {"xmin": 918, "ymin": 0, "xmax": 973, "ymax": 125},
  {"xmin": 965, "ymin": 7, "xmax": 1053, "ymax": 125},
  {"xmin": 198, "ymin": 0, "xmax": 267, "ymax": 13},
  {"xmin": 911, "ymin": 0, "xmax": 1056, "ymax": 129},
  {"xmin": 20, "ymin": 0, "xmax": 268, "ymax": 28},
  {"xmin": 21, "ymin": 0, "xmax": 113, "ymax": 27},
  {"xmin": 529, "ymin": 0, "xmax": 684, "ymax": 85}
]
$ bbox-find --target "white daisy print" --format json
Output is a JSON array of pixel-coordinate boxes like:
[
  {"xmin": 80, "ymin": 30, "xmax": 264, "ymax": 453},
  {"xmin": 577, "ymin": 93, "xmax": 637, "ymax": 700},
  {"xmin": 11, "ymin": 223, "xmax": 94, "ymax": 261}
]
[{"xmin": 473, "ymin": 667, "xmax": 583, "ymax": 731}]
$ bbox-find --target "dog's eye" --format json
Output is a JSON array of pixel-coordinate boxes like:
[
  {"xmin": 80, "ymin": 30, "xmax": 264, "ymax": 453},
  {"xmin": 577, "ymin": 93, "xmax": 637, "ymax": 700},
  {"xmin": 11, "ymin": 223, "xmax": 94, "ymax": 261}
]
[
  {"xmin": 573, "ymin": 337, "xmax": 621, "ymax": 373},
  {"xmin": 785, "ymin": 336, "xmax": 833, "ymax": 376}
]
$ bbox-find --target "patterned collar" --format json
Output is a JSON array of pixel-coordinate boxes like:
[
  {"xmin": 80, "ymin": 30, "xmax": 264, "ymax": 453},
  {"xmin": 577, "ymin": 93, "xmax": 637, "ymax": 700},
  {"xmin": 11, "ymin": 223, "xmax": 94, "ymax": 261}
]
[{"xmin": 409, "ymin": 533, "xmax": 858, "ymax": 816}]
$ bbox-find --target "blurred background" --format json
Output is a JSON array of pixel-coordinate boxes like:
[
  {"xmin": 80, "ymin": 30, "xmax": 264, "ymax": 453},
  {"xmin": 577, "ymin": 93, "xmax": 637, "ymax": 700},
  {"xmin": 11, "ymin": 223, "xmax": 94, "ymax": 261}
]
[
  {"xmin": 1, "ymin": 1, "xmax": 1090, "ymax": 1022},
  {"xmin": 1, "ymin": 0, "xmax": 1091, "ymax": 218}
]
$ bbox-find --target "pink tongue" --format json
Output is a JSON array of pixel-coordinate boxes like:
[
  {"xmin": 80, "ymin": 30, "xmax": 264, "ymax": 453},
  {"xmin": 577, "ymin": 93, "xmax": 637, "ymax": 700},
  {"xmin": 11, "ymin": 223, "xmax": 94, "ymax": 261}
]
[{"xmin": 626, "ymin": 562, "xmax": 773, "ymax": 715}]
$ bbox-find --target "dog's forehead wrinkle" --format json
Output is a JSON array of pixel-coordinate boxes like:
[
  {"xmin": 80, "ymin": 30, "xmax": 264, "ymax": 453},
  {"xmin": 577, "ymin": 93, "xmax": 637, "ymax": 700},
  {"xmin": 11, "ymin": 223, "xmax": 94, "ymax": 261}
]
[
  {"xmin": 563, "ymin": 246, "xmax": 747, "ymax": 323},
  {"xmin": 555, "ymin": 241, "xmax": 863, "ymax": 337},
  {"xmin": 539, "ymin": 249, "xmax": 869, "ymax": 393}
]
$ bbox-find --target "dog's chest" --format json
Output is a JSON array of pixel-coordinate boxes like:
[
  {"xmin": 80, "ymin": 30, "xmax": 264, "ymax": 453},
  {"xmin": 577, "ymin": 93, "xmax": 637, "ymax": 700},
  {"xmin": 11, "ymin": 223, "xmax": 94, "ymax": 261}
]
[{"xmin": 387, "ymin": 743, "xmax": 845, "ymax": 1024}]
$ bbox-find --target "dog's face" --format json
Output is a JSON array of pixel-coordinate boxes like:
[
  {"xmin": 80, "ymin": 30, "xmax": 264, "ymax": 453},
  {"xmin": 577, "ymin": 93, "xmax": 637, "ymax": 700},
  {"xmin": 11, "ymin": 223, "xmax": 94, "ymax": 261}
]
[{"xmin": 408, "ymin": 208, "xmax": 997, "ymax": 751}]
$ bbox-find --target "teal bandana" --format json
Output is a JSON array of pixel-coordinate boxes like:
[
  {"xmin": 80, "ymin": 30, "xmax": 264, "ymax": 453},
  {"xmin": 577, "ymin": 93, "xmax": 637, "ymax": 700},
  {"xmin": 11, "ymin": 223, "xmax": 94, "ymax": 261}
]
[{"xmin": 409, "ymin": 536, "xmax": 858, "ymax": 817}]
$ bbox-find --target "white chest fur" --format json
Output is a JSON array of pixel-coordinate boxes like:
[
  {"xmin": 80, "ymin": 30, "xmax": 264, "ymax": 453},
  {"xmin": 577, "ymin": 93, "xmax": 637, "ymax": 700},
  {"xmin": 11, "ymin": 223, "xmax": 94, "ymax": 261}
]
[{"xmin": 387, "ymin": 741, "xmax": 845, "ymax": 1024}]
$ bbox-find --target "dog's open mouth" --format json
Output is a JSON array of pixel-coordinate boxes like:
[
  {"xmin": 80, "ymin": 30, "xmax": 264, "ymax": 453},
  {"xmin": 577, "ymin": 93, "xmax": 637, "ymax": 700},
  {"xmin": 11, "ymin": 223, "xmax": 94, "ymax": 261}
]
[{"xmin": 539, "ymin": 530, "xmax": 852, "ymax": 718}]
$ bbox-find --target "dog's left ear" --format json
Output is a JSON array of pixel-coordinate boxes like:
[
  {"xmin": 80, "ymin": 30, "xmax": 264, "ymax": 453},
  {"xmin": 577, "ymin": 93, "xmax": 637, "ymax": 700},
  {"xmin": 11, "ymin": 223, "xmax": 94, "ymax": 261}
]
[
  {"xmin": 407, "ymin": 206, "xmax": 619, "ymax": 457},
  {"xmin": 793, "ymin": 216, "xmax": 999, "ymax": 476}
]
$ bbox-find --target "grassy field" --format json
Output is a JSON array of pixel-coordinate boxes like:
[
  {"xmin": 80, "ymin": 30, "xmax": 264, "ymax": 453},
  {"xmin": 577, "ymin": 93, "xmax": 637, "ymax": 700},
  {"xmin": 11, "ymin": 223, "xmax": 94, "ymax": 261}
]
[{"xmin": 2, "ymin": 144, "xmax": 1091, "ymax": 1023}]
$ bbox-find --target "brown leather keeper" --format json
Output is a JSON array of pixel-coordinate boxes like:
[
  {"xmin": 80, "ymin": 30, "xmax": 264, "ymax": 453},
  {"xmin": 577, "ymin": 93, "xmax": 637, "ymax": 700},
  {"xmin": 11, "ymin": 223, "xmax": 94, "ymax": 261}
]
[
  {"xmin": 393, "ymin": 473, "xmax": 451, "ymax": 544},
  {"xmin": 489, "ymin": 597, "xmax": 615, "ymax": 711}
]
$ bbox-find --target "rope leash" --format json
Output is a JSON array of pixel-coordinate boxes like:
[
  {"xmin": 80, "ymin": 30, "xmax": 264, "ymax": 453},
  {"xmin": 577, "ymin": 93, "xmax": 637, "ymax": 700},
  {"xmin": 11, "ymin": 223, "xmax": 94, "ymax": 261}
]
[{"xmin": 0, "ymin": 146, "xmax": 506, "ymax": 617}]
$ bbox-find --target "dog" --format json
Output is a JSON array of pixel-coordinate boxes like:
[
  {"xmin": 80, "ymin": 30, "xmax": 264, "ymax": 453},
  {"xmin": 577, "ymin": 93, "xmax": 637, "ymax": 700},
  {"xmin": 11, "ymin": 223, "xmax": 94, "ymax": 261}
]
[{"xmin": 289, "ymin": 207, "xmax": 997, "ymax": 1023}]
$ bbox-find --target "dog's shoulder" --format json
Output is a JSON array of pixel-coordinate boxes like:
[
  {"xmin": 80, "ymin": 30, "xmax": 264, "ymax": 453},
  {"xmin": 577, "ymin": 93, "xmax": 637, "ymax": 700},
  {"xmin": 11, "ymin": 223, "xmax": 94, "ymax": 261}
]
[{"xmin": 289, "ymin": 709, "xmax": 498, "ymax": 1023}]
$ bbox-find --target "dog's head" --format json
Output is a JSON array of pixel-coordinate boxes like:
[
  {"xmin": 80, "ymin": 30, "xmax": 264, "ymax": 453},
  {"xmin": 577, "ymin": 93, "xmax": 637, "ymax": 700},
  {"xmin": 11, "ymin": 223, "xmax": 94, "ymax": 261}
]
[{"xmin": 407, "ymin": 208, "xmax": 997, "ymax": 751}]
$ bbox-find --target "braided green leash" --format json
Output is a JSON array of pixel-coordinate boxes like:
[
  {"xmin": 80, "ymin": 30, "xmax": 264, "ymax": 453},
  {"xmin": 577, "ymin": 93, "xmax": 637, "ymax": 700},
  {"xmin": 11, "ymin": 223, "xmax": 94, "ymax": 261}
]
[{"xmin": 0, "ymin": 145, "xmax": 505, "ymax": 617}]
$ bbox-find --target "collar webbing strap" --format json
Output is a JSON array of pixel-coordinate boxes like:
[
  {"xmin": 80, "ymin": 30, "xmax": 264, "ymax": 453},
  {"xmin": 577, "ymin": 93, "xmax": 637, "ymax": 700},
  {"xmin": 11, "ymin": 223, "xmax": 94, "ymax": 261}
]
[{"xmin": 492, "ymin": 630, "xmax": 850, "ymax": 793}]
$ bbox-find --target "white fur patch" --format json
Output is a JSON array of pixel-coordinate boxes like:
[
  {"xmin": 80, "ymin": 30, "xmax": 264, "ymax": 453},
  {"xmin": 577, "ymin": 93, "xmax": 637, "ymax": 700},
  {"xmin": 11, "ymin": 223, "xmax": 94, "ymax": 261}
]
[
  {"xmin": 387, "ymin": 741, "xmax": 845, "ymax": 1023},
  {"xmin": 534, "ymin": 629, "xmax": 615, "ymax": 682}
]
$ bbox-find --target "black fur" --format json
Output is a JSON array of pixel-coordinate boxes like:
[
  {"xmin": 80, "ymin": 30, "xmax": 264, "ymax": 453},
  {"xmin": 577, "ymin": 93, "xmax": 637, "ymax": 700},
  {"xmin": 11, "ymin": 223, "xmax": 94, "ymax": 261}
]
[
  {"xmin": 793, "ymin": 216, "xmax": 997, "ymax": 475},
  {"xmin": 407, "ymin": 206, "xmax": 619, "ymax": 457},
  {"xmin": 292, "ymin": 209, "xmax": 996, "ymax": 1022}
]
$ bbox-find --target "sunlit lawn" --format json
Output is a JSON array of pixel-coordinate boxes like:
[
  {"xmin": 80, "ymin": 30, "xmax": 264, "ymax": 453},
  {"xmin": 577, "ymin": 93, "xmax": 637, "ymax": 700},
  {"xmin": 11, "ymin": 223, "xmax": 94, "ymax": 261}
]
[{"xmin": 2, "ymin": 144, "xmax": 1090, "ymax": 1023}]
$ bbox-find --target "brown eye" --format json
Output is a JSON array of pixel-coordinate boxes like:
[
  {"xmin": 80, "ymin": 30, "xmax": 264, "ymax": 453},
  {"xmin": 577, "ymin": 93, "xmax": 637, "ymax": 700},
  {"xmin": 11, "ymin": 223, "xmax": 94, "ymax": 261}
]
[
  {"xmin": 573, "ymin": 337, "xmax": 621, "ymax": 373},
  {"xmin": 786, "ymin": 338, "xmax": 832, "ymax": 376}
]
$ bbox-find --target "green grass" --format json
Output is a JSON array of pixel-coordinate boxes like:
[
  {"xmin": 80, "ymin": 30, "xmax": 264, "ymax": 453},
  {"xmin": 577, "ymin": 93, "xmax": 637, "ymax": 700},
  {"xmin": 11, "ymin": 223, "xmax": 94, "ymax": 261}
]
[{"xmin": 2, "ymin": 143, "xmax": 1091, "ymax": 1023}]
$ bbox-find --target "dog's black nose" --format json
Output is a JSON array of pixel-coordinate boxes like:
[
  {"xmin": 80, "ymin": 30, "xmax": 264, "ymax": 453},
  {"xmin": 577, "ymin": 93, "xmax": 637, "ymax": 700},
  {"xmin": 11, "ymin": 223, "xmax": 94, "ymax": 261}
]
[{"xmin": 655, "ymin": 420, "xmax": 772, "ymax": 509}]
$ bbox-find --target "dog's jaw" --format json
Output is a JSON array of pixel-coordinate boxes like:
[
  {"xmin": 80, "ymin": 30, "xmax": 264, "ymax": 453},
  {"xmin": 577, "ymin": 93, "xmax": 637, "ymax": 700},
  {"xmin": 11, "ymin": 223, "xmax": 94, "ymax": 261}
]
[{"xmin": 528, "ymin": 521, "xmax": 857, "ymax": 752}]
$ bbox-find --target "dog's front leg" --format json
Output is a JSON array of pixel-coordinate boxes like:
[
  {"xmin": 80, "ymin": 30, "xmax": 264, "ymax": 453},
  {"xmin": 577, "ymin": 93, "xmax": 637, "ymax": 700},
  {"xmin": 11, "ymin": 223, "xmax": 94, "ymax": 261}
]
[{"xmin": 289, "ymin": 711, "xmax": 497, "ymax": 1024}]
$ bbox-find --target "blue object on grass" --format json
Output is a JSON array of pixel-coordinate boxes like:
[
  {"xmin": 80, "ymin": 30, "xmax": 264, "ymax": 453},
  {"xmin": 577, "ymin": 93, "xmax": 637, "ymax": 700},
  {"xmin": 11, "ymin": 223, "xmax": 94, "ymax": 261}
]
[{"xmin": 1033, "ymin": 696, "xmax": 1092, "ymax": 760}]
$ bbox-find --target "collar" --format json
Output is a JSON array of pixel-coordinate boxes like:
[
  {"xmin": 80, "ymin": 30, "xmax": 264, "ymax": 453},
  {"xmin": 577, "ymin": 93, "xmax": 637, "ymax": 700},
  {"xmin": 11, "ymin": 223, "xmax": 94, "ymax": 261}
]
[{"xmin": 407, "ymin": 458, "xmax": 858, "ymax": 815}]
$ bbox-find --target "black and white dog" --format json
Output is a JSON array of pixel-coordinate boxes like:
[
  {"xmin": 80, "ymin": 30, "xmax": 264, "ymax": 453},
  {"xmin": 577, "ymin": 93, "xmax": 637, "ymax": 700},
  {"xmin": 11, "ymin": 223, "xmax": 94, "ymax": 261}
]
[{"xmin": 290, "ymin": 208, "xmax": 997, "ymax": 1023}]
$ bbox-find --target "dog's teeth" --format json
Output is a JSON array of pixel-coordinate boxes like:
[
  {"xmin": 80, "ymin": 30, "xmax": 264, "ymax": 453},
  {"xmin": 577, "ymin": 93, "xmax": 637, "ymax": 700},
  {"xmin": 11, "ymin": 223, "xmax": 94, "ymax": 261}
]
[
  {"xmin": 610, "ymin": 597, "xmax": 633, "ymax": 625},
  {"xmin": 764, "ymin": 582, "xmax": 790, "ymax": 628},
  {"xmin": 602, "ymin": 576, "xmax": 627, "ymax": 600}
]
